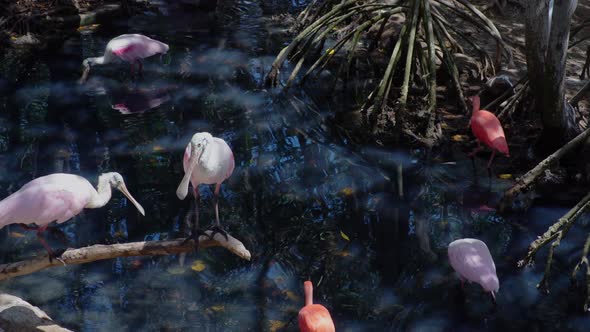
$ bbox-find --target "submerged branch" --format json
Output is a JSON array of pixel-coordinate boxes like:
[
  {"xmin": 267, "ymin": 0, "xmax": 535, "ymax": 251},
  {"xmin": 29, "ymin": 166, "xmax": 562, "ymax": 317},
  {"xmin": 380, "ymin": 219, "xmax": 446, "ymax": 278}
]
[
  {"xmin": 519, "ymin": 192, "xmax": 590, "ymax": 293},
  {"xmin": 0, "ymin": 232, "xmax": 251, "ymax": 281},
  {"xmin": 499, "ymin": 127, "xmax": 590, "ymax": 212}
]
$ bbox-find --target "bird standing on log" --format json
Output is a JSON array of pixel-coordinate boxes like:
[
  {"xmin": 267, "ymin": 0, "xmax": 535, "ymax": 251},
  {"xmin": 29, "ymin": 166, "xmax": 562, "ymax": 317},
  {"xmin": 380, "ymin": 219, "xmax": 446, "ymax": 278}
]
[
  {"xmin": 176, "ymin": 132, "xmax": 235, "ymax": 248},
  {"xmin": 0, "ymin": 173, "xmax": 145, "ymax": 260}
]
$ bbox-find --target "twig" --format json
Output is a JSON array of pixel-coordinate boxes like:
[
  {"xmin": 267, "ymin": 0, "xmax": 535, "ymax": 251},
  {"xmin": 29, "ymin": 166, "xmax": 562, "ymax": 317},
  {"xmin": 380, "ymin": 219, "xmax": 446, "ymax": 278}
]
[
  {"xmin": 518, "ymin": 192, "xmax": 590, "ymax": 293},
  {"xmin": 571, "ymin": 232, "xmax": 590, "ymax": 311},
  {"xmin": 499, "ymin": 127, "xmax": 590, "ymax": 212},
  {"xmin": 0, "ymin": 232, "xmax": 251, "ymax": 281},
  {"xmin": 570, "ymin": 78, "xmax": 590, "ymax": 108}
]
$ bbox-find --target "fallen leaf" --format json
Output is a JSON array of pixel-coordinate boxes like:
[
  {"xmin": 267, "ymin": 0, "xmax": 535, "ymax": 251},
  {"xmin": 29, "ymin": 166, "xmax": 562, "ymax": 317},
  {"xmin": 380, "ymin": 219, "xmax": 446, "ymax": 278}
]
[
  {"xmin": 340, "ymin": 187, "xmax": 354, "ymax": 196},
  {"xmin": 498, "ymin": 174, "xmax": 512, "ymax": 179},
  {"xmin": 336, "ymin": 251, "xmax": 351, "ymax": 257},
  {"xmin": 9, "ymin": 232, "xmax": 25, "ymax": 238},
  {"xmin": 210, "ymin": 305, "xmax": 225, "ymax": 312},
  {"xmin": 340, "ymin": 230, "xmax": 350, "ymax": 241},
  {"xmin": 327, "ymin": 48, "xmax": 335, "ymax": 55},
  {"xmin": 284, "ymin": 290, "xmax": 299, "ymax": 301},
  {"xmin": 451, "ymin": 134, "xmax": 468, "ymax": 142},
  {"xmin": 153, "ymin": 145, "xmax": 165, "ymax": 152},
  {"xmin": 269, "ymin": 320, "xmax": 286, "ymax": 332},
  {"xmin": 191, "ymin": 260, "xmax": 207, "ymax": 272}
]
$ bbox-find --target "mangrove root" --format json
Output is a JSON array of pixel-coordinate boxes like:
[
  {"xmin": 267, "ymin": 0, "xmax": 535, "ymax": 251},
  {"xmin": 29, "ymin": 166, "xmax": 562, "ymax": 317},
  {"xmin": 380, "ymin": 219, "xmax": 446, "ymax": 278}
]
[{"xmin": 499, "ymin": 126, "xmax": 590, "ymax": 212}]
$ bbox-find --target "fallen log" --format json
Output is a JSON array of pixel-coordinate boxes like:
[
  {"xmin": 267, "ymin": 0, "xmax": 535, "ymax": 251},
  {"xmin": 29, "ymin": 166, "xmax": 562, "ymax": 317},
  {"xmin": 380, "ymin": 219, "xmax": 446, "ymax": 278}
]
[{"xmin": 0, "ymin": 231, "xmax": 251, "ymax": 281}]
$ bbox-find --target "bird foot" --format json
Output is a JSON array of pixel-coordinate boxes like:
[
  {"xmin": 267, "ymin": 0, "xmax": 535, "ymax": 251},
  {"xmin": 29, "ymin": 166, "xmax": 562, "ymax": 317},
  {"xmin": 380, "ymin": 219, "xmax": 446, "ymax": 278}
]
[
  {"xmin": 182, "ymin": 229, "xmax": 209, "ymax": 251},
  {"xmin": 48, "ymin": 248, "xmax": 67, "ymax": 264},
  {"xmin": 208, "ymin": 225, "xmax": 229, "ymax": 241}
]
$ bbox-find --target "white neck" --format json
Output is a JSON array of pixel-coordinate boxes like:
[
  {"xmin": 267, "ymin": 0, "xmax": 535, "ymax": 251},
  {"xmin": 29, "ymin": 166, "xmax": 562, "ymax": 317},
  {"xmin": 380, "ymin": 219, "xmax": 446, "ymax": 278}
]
[
  {"xmin": 86, "ymin": 174, "xmax": 112, "ymax": 209},
  {"xmin": 85, "ymin": 56, "xmax": 107, "ymax": 67}
]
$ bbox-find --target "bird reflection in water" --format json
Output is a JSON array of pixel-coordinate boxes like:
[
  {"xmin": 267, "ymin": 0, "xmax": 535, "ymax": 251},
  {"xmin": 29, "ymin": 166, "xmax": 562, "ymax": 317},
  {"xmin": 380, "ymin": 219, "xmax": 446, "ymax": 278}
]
[{"xmin": 110, "ymin": 87, "xmax": 173, "ymax": 115}]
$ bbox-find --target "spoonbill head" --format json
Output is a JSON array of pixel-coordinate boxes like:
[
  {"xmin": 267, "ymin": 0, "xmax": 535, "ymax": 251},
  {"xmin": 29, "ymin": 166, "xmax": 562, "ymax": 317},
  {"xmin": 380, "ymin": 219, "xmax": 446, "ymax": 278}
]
[
  {"xmin": 298, "ymin": 281, "xmax": 335, "ymax": 332},
  {"xmin": 448, "ymin": 238, "xmax": 499, "ymax": 301}
]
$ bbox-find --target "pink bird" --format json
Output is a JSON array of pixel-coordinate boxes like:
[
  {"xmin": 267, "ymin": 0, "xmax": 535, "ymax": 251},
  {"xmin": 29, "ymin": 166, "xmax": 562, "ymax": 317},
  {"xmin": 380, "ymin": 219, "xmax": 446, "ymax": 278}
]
[
  {"xmin": 0, "ymin": 173, "xmax": 145, "ymax": 259},
  {"xmin": 80, "ymin": 34, "xmax": 169, "ymax": 82},
  {"xmin": 176, "ymin": 132, "xmax": 235, "ymax": 246},
  {"xmin": 469, "ymin": 95, "xmax": 509, "ymax": 169},
  {"xmin": 448, "ymin": 238, "xmax": 499, "ymax": 302},
  {"xmin": 298, "ymin": 281, "xmax": 335, "ymax": 332}
]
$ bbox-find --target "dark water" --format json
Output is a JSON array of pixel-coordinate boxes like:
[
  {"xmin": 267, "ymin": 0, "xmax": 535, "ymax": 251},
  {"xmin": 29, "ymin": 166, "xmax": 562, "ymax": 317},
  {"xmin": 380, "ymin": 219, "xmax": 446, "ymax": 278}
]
[{"xmin": 1, "ymin": 1, "xmax": 590, "ymax": 331}]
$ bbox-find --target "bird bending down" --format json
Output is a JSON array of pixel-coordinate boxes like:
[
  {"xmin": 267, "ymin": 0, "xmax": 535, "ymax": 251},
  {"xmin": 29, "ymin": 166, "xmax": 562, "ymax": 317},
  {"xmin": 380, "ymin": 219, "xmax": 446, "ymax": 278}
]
[
  {"xmin": 469, "ymin": 95, "xmax": 509, "ymax": 170},
  {"xmin": 448, "ymin": 238, "xmax": 499, "ymax": 304},
  {"xmin": 298, "ymin": 281, "xmax": 335, "ymax": 332},
  {"xmin": 176, "ymin": 132, "xmax": 234, "ymax": 248},
  {"xmin": 0, "ymin": 173, "xmax": 145, "ymax": 260},
  {"xmin": 80, "ymin": 34, "xmax": 169, "ymax": 83}
]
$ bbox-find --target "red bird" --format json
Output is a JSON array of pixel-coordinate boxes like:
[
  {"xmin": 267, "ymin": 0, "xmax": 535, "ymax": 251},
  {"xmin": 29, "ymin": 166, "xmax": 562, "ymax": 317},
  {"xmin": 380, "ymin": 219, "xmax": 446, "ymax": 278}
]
[
  {"xmin": 469, "ymin": 95, "xmax": 509, "ymax": 168},
  {"xmin": 298, "ymin": 281, "xmax": 335, "ymax": 332}
]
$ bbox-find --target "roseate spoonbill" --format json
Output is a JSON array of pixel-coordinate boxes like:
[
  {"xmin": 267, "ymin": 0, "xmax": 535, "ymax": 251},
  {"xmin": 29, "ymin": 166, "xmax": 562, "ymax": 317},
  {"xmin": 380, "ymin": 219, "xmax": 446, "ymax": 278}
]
[
  {"xmin": 80, "ymin": 34, "xmax": 169, "ymax": 83},
  {"xmin": 469, "ymin": 95, "xmax": 509, "ymax": 169},
  {"xmin": 0, "ymin": 172, "xmax": 145, "ymax": 259},
  {"xmin": 176, "ymin": 132, "xmax": 234, "ymax": 246},
  {"xmin": 298, "ymin": 281, "xmax": 335, "ymax": 332},
  {"xmin": 448, "ymin": 238, "xmax": 499, "ymax": 303}
]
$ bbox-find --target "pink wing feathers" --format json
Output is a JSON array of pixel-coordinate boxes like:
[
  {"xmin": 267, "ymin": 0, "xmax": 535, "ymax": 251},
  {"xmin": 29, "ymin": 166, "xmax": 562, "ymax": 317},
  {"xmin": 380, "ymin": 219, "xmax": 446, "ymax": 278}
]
[
  {"xmin": 108, "ymin": 34, "xmax": 169, "ymax": 63},
  {"xmin": 0, "ymin": 174, "xmax": 93, "ymax": 228},
  {"xmin": 448, "ymin": 238, "xmax": 499, "ymax": 292},
  {"xmin": 470, "ymin": 96, "xmax": 509, "ymax": 156}
]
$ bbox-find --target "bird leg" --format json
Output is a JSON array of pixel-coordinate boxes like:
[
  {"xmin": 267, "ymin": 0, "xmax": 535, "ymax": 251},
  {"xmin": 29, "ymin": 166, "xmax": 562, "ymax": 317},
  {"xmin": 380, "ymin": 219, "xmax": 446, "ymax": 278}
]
[
  {"xmin": 35, "ymin": 226, "xmax": 65, "ymax": 263},
  {"xmin": 130, "ymin": 62, "xmax": 135, "ymax": 76},
  {"xmin": 182, "ymin": 188, "xmax": 208, "ymax": 250},
  {"xmin": 468, "ymin": 142, "xmax": 483, "ymax": 158},
  {"xmin": 208, "ymin": 183, "xmax": 229, "ymax": 241},
  {"xmin": 487, "ymin": 150, "xmax": 496, "ymax": 170}
]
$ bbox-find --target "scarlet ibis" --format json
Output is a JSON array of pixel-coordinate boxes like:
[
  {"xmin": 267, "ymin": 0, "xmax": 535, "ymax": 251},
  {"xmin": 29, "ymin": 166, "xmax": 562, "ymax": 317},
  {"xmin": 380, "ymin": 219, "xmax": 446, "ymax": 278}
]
[
  {"xmin": 469, "ymin": 95, "xmax": 509, "ymax": 169},
  {"xmin": 80, "ymin": 34, "xmax": 169, "ymax": 83},
  {"xmin": 298, "ymin": 281, "xmax": 335, "ymax": 332},
  {"xmin": 448, "ymin": 238, "xmax": 499, "ymax": 302},
  {"xmin": 0, "ymin": 173, "xmax": 145, "ymax": 259},
  {"xmin": 176, "ymin": 132, "xmax": 235, "ymax": 246}
]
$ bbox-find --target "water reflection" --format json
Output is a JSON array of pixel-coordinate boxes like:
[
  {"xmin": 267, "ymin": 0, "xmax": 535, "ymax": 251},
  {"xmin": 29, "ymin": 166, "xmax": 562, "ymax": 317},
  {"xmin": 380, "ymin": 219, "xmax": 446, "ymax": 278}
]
[{"xmin": 1, "ymin": 1, "xmax": 590, "ymax": 331}]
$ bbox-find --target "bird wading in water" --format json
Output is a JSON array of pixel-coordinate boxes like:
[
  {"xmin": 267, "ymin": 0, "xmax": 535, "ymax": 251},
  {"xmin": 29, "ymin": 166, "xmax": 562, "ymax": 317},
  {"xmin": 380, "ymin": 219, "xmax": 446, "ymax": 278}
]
[
  {"xmin": 0, "ymin": 173, "xmax": 145, "ymax": 261},
  {"xmin": 469, "ymin": 95, "xmax": 509, "ymax": 174},
  {"xmin": 448, "ymin": 238, "xmax": 499, "ymax": 304},
  {"xmin": 80, "ymin": 34, "xmax": 169, "ymax": 83},
  {"xmin": 176, "ymin": 132, "xmax": 235, "ymax": 248},
  {"xmin": 298, "ymin": 281, "xmax": 335, "ymax": 332}
]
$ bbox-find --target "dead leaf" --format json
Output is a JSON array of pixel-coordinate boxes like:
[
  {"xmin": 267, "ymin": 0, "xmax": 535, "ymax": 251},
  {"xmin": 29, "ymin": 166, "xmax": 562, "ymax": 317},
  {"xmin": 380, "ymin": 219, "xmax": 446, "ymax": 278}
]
[
  {"xmin": 9, "ymin": 232, "xmax": 25, "ymax": 238},
  {"xmin": 498, "ymin": 174, "xmax": 512, "ymax": 179},
  {"xmin": 191, "ymin": 260, "xmax": 207, "ymax": 272},
  {"xmin": 451, "ymin": 135, "xmax": 468, "ymax": 142},
  {"xmin": 340, "ymin": 230, "xmax": 350, "ymax": 241},
  {"xmin": 269, "ymin": 320, "xmax": 286, "ymax": 332}
]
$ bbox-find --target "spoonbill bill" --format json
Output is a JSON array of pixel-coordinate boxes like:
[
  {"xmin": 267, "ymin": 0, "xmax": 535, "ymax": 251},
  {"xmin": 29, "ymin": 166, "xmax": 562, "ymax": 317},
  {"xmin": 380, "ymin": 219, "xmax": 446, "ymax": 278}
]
[
  {"xmin": 448, "ymin": 238, "xmax": 499, "ymax": 303},
  {"xmin": 469, "ymin": 95, "xmax": 509, "ymax": 169},
  {"xmin": 298, "ymin": 281, "xmax": 335, "ymax": 332},
  {"xmin": 80, "ymin": 34, "xmax": 169, "ymax": 83},
  {"xmin": 176, "ymin": 132, "xmax": 234, "ymax": 246},
  {"xmin": 0, "ymin": 172, "xmax": 145, "ymax": 259}
]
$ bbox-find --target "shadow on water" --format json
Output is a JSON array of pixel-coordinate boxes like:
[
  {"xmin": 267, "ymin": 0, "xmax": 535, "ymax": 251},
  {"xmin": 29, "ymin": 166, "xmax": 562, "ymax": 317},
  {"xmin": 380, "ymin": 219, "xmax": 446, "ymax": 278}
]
[{"xmin": 1, "ymin": 1, "xmax": 590, "ymax": 331}]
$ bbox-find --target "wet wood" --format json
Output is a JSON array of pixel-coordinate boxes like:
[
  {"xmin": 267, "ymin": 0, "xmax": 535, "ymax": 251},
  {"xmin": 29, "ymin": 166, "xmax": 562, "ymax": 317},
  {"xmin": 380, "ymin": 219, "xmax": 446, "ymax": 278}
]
[
  {"xmin": 0, "ymin": 232, "xmax": 251, "ymax": 281},
  {"xmin": 499, "ymin": 126, "xmax": 590, "ymax": 212}
]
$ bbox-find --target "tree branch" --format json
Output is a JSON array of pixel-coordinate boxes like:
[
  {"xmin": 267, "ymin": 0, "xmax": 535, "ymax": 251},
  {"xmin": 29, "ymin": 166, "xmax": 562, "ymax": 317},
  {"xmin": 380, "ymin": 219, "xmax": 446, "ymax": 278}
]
[
  {"xmin": 498, "ymin": 126, "xmax": 590, "ymax": 212},
  {"xmin": 0, "ymin": 232, "xmax": 251, "ymax": 281}
]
